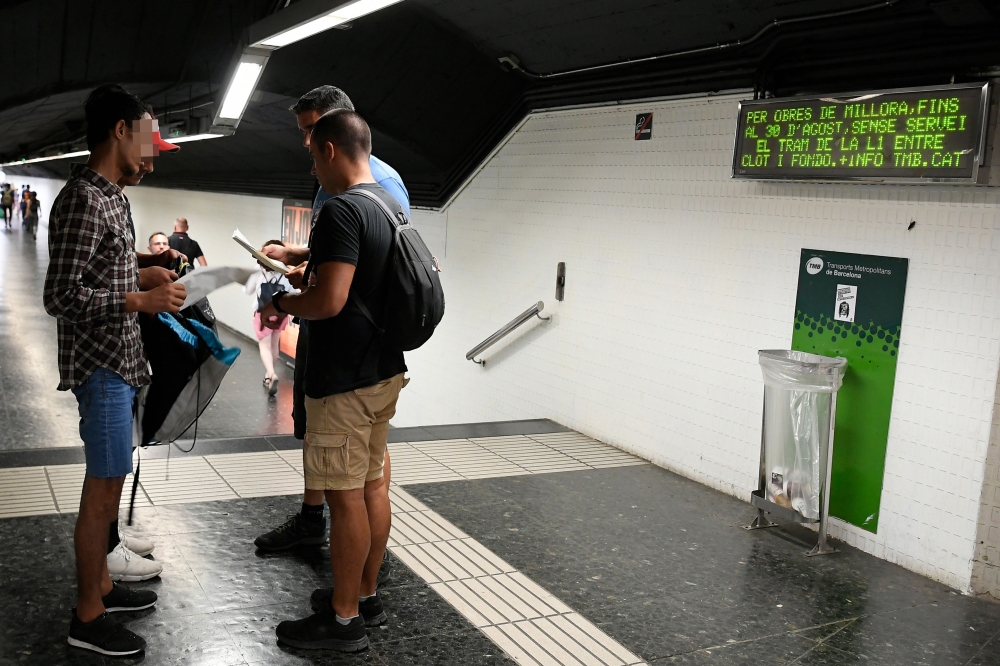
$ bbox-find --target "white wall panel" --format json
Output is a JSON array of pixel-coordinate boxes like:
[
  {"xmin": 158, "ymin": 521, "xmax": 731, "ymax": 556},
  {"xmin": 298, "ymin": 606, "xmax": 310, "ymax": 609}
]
[
  {"xmin": 125, "ymin": 186, "xmax": 284, "ymax": 340},
  {"xmin": 397, "ymin": 94, "xmax": 1000, "ymax": 592}
]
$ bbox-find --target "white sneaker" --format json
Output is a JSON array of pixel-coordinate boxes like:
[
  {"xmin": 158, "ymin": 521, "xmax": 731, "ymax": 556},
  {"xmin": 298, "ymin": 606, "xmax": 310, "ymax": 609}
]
[
  {"xmin": 120, "ymin": 531, "xmax": 155, "ymax": 557},
  {"xmin": 107, "ymin": 543, "xmax": 163, "ymax": 582}
]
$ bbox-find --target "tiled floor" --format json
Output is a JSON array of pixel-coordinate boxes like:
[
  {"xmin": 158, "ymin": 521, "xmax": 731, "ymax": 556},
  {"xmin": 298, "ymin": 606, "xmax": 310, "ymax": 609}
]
[
  {"xmin": 0, "ymin": 429, "xmax": 648, "ymax": 666},
  {"xmin": 0, "ymin": 432, "xmax": 645, "ymax": 518},
  {"xmin": 0, "ymin": 222, "xmax": 294, "ymax": 453}
]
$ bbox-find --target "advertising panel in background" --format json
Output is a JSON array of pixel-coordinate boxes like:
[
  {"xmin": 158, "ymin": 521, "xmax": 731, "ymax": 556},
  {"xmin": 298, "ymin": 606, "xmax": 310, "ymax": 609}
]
[
  {"xmin": 791, "ymin": 249, "xmax": 909, "ymax": 533},
  {"xmin": 279, "ymin": 198, "xmax": 312, "ymax": 359}
]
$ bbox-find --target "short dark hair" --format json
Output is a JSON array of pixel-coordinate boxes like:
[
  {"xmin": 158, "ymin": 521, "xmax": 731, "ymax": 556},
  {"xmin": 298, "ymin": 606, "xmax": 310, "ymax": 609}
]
[
  {"xmin": 149, "ymin": 231, "xmax": 167, "ymax": 245},
  {"xmin": 290, "ymin": 85, "xmax": 354, "ymax": 116},
  {"xmin": 311, "ymin": 110, "xmax": 371, "ymax": 162},
  {"xmin": 85, "ymin": 84, "xmax": 146, "ymax": 150}
]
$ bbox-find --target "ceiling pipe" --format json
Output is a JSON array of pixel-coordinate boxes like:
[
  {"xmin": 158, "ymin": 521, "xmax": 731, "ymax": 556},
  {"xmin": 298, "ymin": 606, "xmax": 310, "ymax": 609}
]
[{"xmin": 499, "ymin": 0, "xmax": 902, "ymax": 80}]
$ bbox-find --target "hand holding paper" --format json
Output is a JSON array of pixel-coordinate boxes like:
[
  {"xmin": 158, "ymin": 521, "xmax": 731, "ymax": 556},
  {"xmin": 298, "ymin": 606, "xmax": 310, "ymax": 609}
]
[{"xmin": 232, "ymin": 229, "xmax": 289, "ymax": 274}]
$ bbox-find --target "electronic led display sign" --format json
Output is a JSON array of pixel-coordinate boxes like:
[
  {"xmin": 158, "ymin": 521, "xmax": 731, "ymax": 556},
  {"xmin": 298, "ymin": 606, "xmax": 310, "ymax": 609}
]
[{"xmin": 732, "ymin": 83, "xmax": 990, "ymax": 182}]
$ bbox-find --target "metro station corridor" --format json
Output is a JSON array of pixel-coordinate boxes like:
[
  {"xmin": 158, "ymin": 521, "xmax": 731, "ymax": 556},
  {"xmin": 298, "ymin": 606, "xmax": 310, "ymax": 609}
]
[
  {"xmin": 2, "ymin": 1, "xmax": 1000, "ymax": 664},
  {"xmin": 2, "ymin": 219, "xmax": 1000, "ymax": 665}
]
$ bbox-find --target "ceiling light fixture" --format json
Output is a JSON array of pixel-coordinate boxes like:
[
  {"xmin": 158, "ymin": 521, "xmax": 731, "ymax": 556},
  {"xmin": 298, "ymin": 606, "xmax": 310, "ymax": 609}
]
[
  {"xmin": 250, "ymin": 0, "xmax": 403, "ymax": 48},
  {"xmin": 0, "ymin": 131, "xmax": 226, "ymax": 168},
  {"xmin": 0, "ymin": 150, "xmax": 91, "ymax": 167},
  {"xmin": 217, "ymin": 51, "xmax": 269, "ymax": 121},
  {"xmin": 167, "ymin": 133, "xmax": 226, "ymax": 144},
  {"xmin": 212, "ymin": 0, "xmax": 403, "ymax": 130}
]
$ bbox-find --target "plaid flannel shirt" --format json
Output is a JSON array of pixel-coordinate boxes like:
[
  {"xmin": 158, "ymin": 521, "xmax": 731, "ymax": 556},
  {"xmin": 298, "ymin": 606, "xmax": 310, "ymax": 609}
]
[{"xmin": 43, "ymin": 163, "xmax": 148, "ymax": 390}]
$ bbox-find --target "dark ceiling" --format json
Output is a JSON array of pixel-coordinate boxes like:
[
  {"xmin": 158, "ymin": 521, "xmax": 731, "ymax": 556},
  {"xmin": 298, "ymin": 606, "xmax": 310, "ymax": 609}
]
[{"xmin": 1, "ymin": 0, "xmax": 998, "ymax": 207}]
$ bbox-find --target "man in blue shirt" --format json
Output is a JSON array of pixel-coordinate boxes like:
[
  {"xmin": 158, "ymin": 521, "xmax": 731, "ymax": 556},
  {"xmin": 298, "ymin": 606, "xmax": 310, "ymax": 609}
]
[{"xmin": 254, "ymin": 87, "xmax": 410, "ymax": 561}]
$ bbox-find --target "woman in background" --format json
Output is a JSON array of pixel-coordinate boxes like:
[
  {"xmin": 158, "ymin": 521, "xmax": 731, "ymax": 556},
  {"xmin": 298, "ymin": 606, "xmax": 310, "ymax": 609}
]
[
  {"xmin": 24, "ymin": 191, "xmax": 40, "ymax": 240},
  {"xmin": 244, "ymin": 239, "xmax": 294, "ymax": 396}
]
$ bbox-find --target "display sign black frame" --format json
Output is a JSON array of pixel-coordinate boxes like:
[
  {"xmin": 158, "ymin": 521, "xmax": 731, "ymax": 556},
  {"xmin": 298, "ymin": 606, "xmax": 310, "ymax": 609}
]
[{"xmin": 731, "ymin": 82, "xmax": 990, "ymax": 183}]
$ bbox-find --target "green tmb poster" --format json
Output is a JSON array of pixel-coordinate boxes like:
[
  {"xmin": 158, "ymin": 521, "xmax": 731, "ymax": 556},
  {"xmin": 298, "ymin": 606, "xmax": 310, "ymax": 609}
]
[{"xmin": 791, "ymin": 249, "xmax": 908, "ymax": 533}]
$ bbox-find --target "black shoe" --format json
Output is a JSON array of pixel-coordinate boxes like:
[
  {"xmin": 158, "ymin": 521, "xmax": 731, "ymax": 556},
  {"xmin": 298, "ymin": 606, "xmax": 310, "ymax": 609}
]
[
  {"xmin": 310, "ymin": 590, "xmax": 387, "ymax": 627},
  {"xmin": 102, "ymin": 581, "xmax": 157, "ymax": 613},
  {"xmin": 276, "ymin": 607, "xmax": 368, "ymax": 652},
  {"xmin": 68, "ymin": 611, "xmax": 146, "ymax": 656},
  {"xmin": 254, "ymin": 513, "xmax": 326, "ymax": 552}
]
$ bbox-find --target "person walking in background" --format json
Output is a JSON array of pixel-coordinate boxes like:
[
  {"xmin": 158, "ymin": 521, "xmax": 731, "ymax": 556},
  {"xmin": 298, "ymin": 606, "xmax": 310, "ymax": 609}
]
[
  {"xmin": 24, "ymin": 190, "xmax": 40, "ymax": 240},
  {"xmin": 168, "ymin": 217, "xmax": 206, "ymax": 266},
  {"xmin": 244, "ymin": 240, "xmax": 294, "ymax": 397},
  {"xmin": 1, "ymin": 184, "xmax": 13, "ymax": 229},
  {"xmin": 19, "ymin": 188, "xmax": 28, "ymax": 228}
]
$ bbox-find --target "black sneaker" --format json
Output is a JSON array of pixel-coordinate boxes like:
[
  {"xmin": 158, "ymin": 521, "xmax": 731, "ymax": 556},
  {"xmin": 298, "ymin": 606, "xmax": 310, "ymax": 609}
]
[
  {"xmin": 68, "ymin": 611, "xmax": 146, "ymax": 656},
  {"xmin": 102, "ymin": 581, "xmax": 157, "ymax": 613},
  {"xmin": 275, "ymin": 607, "xmax": 368, "ymax": 652},
  {"xmin": 254, "ymin": 513, "xmax": 326, "ymax": 552},
  {"xmin": 310, "ymin": 590, "xmax": 387, "ymax": 627}
]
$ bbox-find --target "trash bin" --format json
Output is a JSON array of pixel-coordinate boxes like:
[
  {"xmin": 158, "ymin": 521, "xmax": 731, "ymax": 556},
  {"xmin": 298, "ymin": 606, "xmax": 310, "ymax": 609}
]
[{"xmin": 746, "ymin": 350, "xmax": 847, "ymax": 556}]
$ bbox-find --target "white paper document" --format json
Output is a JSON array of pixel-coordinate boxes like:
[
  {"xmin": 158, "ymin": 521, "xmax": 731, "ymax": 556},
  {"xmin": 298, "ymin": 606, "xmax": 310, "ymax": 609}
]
[
  {"xmin": 232, "ymin": 229, "xmax": 289, "ymax": 274},
  {"xmin": 177, "ymin": 266, "xmax": 255, "ymax": 310}
]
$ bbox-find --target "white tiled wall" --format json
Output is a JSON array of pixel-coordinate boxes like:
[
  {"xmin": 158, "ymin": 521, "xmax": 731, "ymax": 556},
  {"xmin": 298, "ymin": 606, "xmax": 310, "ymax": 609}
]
[
  {"xmin": 972, "ymin": 367, "xmax": 1000, "ymax": 599},
  {"xmin": 398, "ymin": 93, "xmax": 1000, "ymax": 592}
]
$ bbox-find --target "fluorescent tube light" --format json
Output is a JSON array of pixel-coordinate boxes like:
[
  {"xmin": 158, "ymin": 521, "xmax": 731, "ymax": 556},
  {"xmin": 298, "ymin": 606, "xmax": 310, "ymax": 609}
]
[
  {"xmin": 255, "ymin": 0, "xmax": 404, "ymax": 48},
  {"xmin": 218, "ymin": 60, "xmax": 264, "ymax": 119},
  {"xmin": 0, "ymin": 150, "xmax": 90, "ymax": 167},
  {"xmin": 167, "ymin": 133, "xmax": 226, "ymax": 144},
  {"xmin": 0, "ymin": 133, "xmax": 226, "ymax": 167}
]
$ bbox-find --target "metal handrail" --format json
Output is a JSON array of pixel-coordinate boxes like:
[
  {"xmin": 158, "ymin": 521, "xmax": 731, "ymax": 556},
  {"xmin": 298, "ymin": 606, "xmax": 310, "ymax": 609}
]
[{"xmin": 466, "ymin": 301, "xmax": 550, "ymax": 366}]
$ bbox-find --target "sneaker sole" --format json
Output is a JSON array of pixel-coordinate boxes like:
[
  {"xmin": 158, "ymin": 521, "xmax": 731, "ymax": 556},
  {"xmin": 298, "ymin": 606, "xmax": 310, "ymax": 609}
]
[
  {"xmin": 109, "ymin": 570, "xmax": 162, "ymax": 582},
  {"xmin": 277, "ymin": 635, "xmax": 369, "ymax": 652},
  {"xmin": 67, "ymin": 637, "xmax": 144, "ymax": 656},
  {"xmin": 364, "ymin": 611, "xmax": 387, "ymax": 627},
  {"xmin": 254, "ymin": 535, "xmax": 326, "ymax": 552},
  {"xmin": 105, "ymin": 600, "xmax": 157, "ymax": 613}
]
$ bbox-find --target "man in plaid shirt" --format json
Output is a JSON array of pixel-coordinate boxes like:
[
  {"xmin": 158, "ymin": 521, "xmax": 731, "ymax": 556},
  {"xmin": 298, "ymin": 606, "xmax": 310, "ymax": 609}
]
[{"xmin": 44, "ymin": 84, "xmax": 187, "ymax": 657}]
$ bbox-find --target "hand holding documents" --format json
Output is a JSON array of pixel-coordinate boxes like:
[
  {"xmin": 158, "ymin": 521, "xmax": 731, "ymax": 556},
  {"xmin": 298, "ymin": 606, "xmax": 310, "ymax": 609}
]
[{"xmin": 232, "ymin": 229, "xmax": 289, "ymax": 274}]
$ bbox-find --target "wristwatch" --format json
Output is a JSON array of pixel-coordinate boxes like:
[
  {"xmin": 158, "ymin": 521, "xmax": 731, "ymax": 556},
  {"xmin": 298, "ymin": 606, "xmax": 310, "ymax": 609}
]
[{"xmin": 271, "ymin": 291, "xmax": 287, "ymax": 314}]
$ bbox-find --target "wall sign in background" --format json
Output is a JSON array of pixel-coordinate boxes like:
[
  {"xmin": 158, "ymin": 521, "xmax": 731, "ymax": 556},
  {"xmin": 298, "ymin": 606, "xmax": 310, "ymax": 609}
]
[
  {"xmin": 635, "ymin": 113, "xmax": 652, "ymax": 140},
  {"xmin": 733, "ymin": 82, "xmax": 989, "ymax": 182},
  {"xmin": 791, "ymin": 249, "xmax": 909, "ymax": 533}
]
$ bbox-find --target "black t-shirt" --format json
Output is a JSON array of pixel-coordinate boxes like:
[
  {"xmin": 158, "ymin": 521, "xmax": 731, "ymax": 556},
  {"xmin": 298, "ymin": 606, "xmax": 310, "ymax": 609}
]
[
  {"xmin": 168, "ymin": 232, "xmax": 204, "ymax": 262},
  {"xmin": 304, "ymin": 183, "xmax": 406, "ymax": 398}
]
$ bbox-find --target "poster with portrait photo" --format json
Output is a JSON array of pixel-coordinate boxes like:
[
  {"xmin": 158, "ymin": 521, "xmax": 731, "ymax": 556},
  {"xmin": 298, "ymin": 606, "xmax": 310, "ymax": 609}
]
[{"xmin": 834, "ymin": 284, "xmax": 857, "ymax": 323}]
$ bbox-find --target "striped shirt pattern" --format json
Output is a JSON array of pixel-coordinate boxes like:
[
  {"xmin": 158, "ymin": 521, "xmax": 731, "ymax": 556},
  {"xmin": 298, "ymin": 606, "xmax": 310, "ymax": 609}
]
[{"xmin": 43, "ymin": 163, "xmax": 148, "ymax": 390}]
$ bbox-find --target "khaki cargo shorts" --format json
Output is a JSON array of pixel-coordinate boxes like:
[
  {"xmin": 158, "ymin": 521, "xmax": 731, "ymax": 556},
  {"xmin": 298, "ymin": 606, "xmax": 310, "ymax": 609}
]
[{"xmin": 303, "ymin": 373, "xmax": 408, "ymax": 491}]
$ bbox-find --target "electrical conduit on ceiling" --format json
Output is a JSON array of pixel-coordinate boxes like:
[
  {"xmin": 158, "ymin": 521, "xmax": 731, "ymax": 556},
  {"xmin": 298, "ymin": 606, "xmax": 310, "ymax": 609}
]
[{"xmin": 499, "ymin": 0, "xmax": 902, "ymax": 79}]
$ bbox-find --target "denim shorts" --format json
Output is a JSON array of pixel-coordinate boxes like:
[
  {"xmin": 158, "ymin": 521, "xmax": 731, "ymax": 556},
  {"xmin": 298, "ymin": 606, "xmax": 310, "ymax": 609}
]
[{"xmin": 72, "ymin": 367, "xmax": 137, "ymax": 479}]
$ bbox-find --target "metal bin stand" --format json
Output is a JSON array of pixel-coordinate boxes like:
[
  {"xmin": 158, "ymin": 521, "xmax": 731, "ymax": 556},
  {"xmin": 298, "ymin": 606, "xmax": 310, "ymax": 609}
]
[{"xmin": 744, "ymin": 350, "xmax": 847, "ymax": 557}]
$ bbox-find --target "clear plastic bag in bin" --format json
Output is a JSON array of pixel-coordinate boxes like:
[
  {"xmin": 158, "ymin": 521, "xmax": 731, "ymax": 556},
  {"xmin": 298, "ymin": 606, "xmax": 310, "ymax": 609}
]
[{"xmin": 759, "ymin": 351, "xmax": 847, "ymax": 521}]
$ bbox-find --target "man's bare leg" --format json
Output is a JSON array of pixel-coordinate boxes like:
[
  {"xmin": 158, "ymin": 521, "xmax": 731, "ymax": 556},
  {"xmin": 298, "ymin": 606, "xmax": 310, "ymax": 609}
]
[
  {"xmin": 325, "ymin": 488, "xmax": 370, "ymax": 618},
  {"xmin": 75, "ymin": 475, "xmax": 124, "ymax": 622},
  {"xmin": 307, "ymin": 449, "xmax": 389, "ymax": 508},
  {"xmin": 360, "ymin": 476, "xmax": 391, "ymax": 597}
]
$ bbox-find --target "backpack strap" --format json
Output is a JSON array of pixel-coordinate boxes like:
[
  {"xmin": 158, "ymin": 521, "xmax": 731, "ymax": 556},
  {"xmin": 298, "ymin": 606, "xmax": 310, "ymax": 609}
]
[{"xmin": 343, "ymin": 188, "xmax": 405, "ymax": 333}]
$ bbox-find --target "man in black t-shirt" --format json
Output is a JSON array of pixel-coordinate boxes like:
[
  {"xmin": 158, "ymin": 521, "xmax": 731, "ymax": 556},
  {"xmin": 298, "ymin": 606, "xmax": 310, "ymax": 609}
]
[
  {"xmin": 259, "ymin": 110, "xmax": 405, "ymax": 652},
  {"xmin": 168, "ymin": 217, "xmax": 206, "ymax": 266}
]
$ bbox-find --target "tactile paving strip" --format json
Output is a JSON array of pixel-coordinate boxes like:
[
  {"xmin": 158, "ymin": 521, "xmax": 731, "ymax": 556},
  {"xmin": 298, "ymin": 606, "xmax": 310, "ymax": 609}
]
[{"xmin": 0, "ymin": 432, "xmax": 649, "ymax": 665}]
